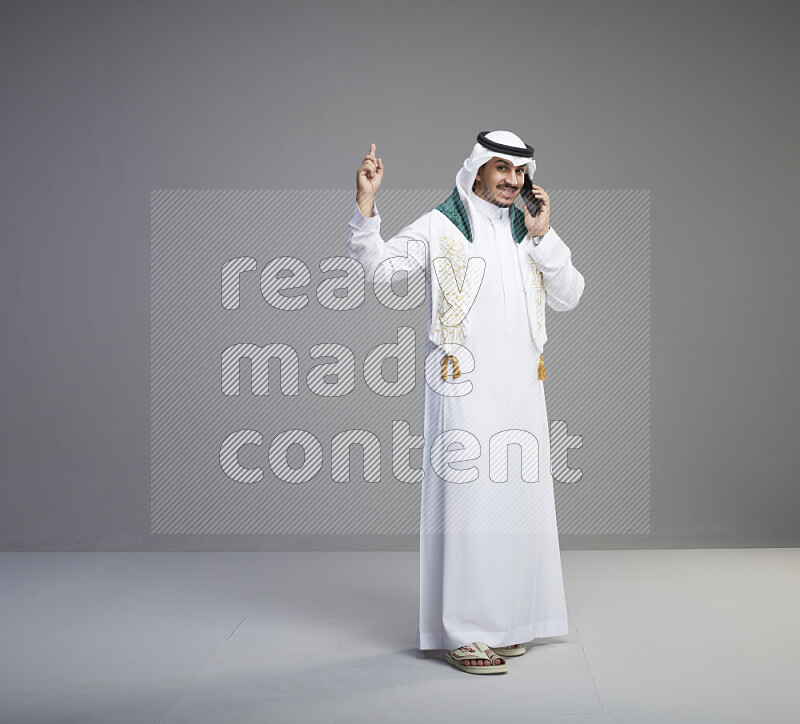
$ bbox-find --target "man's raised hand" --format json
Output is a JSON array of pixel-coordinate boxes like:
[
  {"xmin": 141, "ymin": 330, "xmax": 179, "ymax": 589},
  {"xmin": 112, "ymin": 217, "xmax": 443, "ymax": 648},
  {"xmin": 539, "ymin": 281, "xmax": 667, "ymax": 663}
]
[{"xmin": 356, "ymin": 143, "xmax": 383, "ymax": 217}]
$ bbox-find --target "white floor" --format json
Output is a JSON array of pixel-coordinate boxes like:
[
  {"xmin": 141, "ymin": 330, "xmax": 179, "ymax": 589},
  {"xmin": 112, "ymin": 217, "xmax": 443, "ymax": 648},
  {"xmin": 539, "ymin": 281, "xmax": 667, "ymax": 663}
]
[{"xmin": 1, "ymin": 548, "xmax": 798, "ymax": 724}]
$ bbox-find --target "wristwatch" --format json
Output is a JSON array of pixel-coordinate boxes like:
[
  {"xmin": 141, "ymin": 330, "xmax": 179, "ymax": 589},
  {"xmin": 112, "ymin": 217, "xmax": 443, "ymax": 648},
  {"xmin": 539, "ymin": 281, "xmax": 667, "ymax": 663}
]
[{"xmin": 526, "ymin": 226, "xmax": 551, "ymax": 246}]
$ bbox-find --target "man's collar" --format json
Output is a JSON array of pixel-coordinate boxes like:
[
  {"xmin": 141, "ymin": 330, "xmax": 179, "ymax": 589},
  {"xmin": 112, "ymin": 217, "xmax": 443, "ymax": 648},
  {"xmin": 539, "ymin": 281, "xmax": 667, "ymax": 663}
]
[
  {"xmin": 469, "ymin": 190, "xmax": 509, "ymax": 221},
  {"xmin": 434, "ymin": 187, "xmax": 528, "ymax": 245}
]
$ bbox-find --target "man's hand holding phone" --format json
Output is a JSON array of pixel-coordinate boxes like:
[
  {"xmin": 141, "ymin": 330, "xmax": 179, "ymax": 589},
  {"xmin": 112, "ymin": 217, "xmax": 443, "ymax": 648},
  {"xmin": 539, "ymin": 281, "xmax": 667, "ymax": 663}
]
[{"xmin": 522, "ymin": 179, "xmax": 551, "ymax": 238}]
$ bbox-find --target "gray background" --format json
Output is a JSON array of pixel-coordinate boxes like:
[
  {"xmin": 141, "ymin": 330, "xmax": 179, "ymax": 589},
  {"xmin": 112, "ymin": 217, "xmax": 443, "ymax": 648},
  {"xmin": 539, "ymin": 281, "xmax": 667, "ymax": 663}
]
[{"xmin": 1, "ymin": 0, "xmax": 798, "ymax": 550}]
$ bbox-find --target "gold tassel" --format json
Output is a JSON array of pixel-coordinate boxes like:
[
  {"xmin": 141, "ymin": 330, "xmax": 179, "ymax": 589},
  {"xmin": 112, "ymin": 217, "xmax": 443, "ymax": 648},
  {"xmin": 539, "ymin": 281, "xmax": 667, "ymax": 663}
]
[
  {"xmin": 538, "ymin": 353, "xmax": 546, "ymax": 380},
  {"xmin": 441, "ymin": 354, "xmax": 461, "ymax": 381}
]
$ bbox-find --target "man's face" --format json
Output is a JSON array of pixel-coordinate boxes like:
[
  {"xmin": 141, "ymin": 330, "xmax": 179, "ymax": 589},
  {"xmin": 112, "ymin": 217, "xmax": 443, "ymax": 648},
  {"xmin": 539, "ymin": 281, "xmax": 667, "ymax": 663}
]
[{"xmin": 474, "ymin": 157, "xmax": 527, "ymax": 207}]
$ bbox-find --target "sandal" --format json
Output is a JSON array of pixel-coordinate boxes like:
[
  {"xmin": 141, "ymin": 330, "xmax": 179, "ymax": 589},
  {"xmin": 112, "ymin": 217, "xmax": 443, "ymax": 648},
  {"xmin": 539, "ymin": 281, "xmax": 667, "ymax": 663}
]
[
  {"xmin": 491, "ymin": 643, "xmax": 527, "ymax": 657},
  {"xmin": 445, "ymin": 641, "xmax": 508, "ymax": 674}
]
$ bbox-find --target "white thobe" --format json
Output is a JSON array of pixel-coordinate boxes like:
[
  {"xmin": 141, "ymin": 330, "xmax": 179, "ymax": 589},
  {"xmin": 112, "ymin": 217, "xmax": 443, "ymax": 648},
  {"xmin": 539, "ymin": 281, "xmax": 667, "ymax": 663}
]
[{"xmin": 347, "ymin": 190, "xmax": 584, "ymax": 651}]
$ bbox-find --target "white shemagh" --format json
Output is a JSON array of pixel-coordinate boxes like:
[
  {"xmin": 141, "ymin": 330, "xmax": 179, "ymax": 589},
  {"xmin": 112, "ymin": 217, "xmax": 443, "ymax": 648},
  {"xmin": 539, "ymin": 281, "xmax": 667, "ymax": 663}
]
[{"xmin": 430, "ymin": 130, "xmax": 547, "ymax": 357}]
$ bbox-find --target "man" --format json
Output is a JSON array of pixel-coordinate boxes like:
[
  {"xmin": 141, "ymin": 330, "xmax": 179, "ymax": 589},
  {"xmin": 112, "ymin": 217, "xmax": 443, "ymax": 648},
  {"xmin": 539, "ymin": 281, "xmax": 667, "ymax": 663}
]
[{"xmin": 347, "ymin": 131, "xmax": 585, "ymax": 674}]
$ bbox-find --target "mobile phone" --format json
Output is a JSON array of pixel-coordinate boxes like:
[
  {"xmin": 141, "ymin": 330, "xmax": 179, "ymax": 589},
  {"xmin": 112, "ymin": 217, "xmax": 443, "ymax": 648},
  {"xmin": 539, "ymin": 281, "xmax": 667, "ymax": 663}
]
[{"xmin": 521, "ymin": 175, "xmax": 541, "ymax": 217}]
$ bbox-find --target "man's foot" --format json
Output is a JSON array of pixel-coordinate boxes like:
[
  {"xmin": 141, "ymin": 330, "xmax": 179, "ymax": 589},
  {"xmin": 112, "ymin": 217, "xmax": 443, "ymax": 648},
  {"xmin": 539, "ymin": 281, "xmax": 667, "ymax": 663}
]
[
  {"xmin": 445, "ymin": 642, "xmax": 508, "ymax": 674},
  {"xmin": 455, "ymin": 644, "xmax": 506, "ymax": 667},
  {"xmin": 491, "ymin": 642, "xmax": 527, "ymax": 656}
]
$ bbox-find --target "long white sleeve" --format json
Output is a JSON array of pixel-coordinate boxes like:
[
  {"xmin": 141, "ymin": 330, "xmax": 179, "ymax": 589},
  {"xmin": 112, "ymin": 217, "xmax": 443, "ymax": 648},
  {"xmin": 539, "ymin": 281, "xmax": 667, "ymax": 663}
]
[
  {"xmin": 524, "ymin": 227, "xmax": 585, "ymax": 311},
  {"xmin": 346, "ymin": 201, "xmax": 430, "ymax": 285}
]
